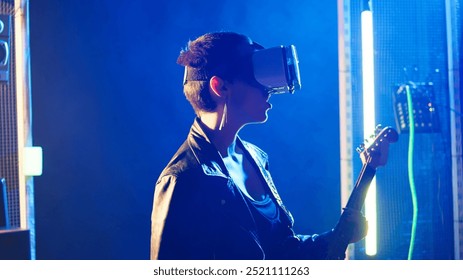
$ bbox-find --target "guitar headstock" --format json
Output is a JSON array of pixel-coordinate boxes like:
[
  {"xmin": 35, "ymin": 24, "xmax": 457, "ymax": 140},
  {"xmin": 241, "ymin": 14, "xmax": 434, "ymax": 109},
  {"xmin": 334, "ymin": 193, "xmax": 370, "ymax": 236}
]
[{"xmin": 356, "ymin": 125, "xmax": 399, "ymax": 169}]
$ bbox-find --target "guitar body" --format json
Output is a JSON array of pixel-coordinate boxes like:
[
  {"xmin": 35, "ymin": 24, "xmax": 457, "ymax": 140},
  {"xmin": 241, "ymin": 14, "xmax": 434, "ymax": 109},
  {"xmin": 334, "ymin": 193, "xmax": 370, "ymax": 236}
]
[{"xmin": 325, "ymin": 126, "xmax": 398, "ymax": 260}]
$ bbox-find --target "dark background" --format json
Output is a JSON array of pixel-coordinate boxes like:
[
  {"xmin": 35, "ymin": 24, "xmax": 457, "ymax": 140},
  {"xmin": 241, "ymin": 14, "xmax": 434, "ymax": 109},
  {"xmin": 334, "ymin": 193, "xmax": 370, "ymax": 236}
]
[
  {"xmin": 346, "ymin": 0, "xmax": 456, "ymax": 259},
  {"xmin": 29, "ymin": 1, "xmax": 341, "ymax": 259}
]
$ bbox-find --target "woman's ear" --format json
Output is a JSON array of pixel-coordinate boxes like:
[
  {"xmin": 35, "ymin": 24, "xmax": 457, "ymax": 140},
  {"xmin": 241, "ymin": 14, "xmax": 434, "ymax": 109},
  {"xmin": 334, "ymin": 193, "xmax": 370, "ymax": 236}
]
[{"xmin": 209, "ymin": 76, "xmax": 226, "ymax": 98}]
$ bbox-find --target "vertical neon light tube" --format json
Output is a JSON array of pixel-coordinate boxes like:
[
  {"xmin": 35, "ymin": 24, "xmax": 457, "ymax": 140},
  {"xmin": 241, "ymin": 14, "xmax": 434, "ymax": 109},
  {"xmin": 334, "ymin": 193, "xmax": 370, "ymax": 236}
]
[{"xmin": 361, "ymin": 9, "xmax": 377, "ymax": 256}]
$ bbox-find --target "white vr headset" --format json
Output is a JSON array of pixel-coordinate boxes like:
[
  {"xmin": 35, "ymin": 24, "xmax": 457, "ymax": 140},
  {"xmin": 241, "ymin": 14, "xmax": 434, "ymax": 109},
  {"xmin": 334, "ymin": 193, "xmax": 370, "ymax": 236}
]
[
  {"xmin": 252, "ymin": 45, "xmax": 301, "ymax": 94},
  {"xmin": 183, "ymin": 44, "xmax": 301, "ymax": 94}
]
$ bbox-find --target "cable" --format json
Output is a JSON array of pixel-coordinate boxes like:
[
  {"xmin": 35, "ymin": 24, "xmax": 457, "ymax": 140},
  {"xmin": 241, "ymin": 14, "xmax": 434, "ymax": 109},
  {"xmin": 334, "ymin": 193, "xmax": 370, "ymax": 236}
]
[{"xmin": 405, "ymin": 85, "xmax": 418, "ymax": 260}]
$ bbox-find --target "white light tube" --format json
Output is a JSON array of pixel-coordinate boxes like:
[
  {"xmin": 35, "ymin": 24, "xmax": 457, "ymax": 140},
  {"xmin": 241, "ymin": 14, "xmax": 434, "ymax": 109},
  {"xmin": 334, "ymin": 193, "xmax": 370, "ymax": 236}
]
[{"xmin": 361, "ymin": 9, "xmax": 377, "ymax": 256}]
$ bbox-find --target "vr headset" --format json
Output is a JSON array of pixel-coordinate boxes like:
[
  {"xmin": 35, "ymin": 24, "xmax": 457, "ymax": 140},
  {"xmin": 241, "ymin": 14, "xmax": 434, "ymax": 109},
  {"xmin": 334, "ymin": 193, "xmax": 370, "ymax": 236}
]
[
  {"xmin": 183, "ymin": 44, "xmax": 302, "ymax": 94},
  {"xmin": 252, "ymin": 45, "xmax": 301, "ymax": 94}
]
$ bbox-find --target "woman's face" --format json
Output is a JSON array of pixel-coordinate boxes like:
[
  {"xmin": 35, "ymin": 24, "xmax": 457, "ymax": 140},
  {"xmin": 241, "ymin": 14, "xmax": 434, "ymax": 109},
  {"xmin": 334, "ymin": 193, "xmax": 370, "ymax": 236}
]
[{"xmin": 226, "ymin": 79, "xmax": 272, "ymax": 125}]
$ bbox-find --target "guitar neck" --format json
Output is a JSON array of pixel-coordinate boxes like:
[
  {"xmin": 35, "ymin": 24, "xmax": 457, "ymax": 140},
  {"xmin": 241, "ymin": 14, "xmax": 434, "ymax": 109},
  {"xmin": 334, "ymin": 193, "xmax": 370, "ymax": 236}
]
[
  {"xmin": 325, "ymin": 125, "xmax": 397, "ymax": 259},
  {"xmin": 345, "ymin": 164, "xmax": 376, "ymax": 211},
  {"xmin": 324, "ymin": 164, "xmax": 377, "ymax": 260}
]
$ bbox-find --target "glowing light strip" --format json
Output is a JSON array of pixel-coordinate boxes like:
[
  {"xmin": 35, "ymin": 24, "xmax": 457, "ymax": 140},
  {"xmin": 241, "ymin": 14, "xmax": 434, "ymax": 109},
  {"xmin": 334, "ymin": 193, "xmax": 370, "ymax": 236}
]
[{"xmin": 361, "ymin": 9, "xmax": 377, "ymax": 256}]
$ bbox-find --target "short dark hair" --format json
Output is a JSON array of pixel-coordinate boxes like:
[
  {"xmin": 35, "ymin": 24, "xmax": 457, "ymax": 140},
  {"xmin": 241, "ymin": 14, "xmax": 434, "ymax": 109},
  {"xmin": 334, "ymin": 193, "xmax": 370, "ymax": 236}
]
[{"xmin": 176, "ymin": 32, "xmax": 258, "ymax": 113}]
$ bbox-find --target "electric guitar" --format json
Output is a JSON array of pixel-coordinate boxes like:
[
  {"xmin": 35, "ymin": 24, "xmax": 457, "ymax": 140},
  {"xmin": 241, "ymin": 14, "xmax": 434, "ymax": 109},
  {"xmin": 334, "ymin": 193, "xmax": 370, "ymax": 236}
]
[{"xmin": 325, "ymin": 125, "xmax": 399, "ymax": 259}]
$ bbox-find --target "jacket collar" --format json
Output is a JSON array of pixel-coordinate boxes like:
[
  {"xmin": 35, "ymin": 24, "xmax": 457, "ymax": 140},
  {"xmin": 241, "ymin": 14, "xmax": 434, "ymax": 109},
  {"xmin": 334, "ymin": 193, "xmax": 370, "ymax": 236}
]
[
  {"xmin": 186, "ymin": 118, "xmax": 294, "ymax": 225},
  {"xmin": 241, "ymin": 141, "xmax": 295, "ymax": 225},
  {"xmin": 187, "ymin": 118, "xmax": 266, "ymax": 179},
  {"xmin": 187, "ymin": 118, "xmax": 229, "ymax": 178}
]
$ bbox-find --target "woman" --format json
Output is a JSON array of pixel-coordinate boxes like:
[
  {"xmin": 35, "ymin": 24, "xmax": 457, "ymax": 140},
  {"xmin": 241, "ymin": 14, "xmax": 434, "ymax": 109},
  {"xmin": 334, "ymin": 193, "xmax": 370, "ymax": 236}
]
[{"xmin": 150, "ymin": 31, "xmax": 367, "ymax": 260}]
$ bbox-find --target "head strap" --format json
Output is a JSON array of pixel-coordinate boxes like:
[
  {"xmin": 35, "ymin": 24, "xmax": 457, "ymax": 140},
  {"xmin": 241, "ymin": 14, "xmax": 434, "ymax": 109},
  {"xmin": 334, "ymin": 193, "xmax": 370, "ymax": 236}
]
[{"xmin": 183, "ymin": 67, "xmax": 211, "ymax": 85}]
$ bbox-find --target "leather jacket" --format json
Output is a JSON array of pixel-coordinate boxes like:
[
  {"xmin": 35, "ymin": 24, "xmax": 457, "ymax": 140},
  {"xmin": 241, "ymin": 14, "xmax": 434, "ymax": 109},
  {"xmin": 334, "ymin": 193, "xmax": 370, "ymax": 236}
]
[{"xmin": 151, "ymin": 118, "xmax": 333, "ymax": 260}]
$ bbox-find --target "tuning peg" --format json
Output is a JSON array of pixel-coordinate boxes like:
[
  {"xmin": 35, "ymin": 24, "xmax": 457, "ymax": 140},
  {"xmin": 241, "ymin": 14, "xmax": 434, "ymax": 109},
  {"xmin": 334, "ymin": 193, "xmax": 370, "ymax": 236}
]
[
  {"xmin": 375, "ymin": 124, "xmax": 383, "ymax": 134},
  {"xmin": 356, "ymin": 143, "xmax": 365, "ymax": 154}
]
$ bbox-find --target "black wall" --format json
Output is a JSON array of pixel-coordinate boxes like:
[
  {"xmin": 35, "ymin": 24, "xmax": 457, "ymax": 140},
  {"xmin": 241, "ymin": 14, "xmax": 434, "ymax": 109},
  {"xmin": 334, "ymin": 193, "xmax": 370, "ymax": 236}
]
[{"xmin": 30, "ymin": 0, "xmax": 341, "ymax": 259}]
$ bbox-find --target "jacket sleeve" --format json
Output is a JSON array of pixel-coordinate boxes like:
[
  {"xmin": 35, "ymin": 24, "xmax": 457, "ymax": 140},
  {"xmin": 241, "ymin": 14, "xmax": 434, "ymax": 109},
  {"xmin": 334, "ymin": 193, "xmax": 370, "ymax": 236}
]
[
  {"xmin": 287, "ymin": 208, "xmax": 368, "ymax": 259},
  {"xmin": 277, "ymin": 227, "xmax": 336, "ymax": 259},
  {"xmin": 150, "ymin": 174, "xmax": 215, "ymax": 260},
  {"xmin": 295, "ymin": 231, "xmax": 337, "ymax": 259},
  {"xmin": 150, "ymin": 175, "xmax": 175, "ymax": 260}
]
